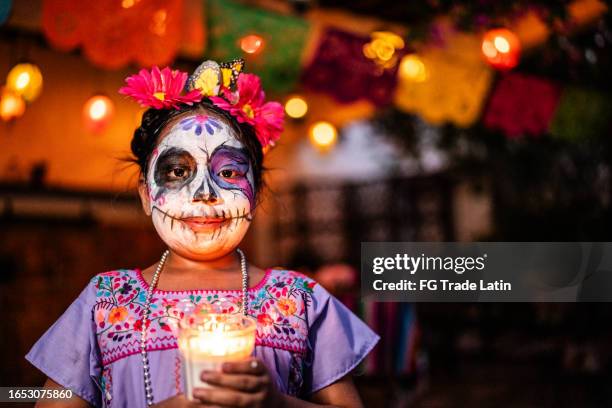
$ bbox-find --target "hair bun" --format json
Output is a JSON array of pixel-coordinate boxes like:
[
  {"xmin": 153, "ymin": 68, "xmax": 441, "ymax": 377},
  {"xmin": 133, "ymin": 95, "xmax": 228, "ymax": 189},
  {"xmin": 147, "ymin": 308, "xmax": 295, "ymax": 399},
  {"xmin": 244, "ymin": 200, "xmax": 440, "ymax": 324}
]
[{"xmin": 131, "ymin": 125, "xmax": 154, "ymax": 171}]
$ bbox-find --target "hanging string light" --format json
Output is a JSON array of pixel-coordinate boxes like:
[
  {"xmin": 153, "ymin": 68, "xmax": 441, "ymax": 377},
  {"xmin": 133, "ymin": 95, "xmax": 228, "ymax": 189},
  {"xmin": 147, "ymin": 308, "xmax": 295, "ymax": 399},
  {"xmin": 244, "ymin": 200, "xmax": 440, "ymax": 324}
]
[
  {"xmin": 240, "ymin": 34, "xmax": 265, "ymax": 54},
  {"xmin": 0, "ymin": 87, "xmax": 26, "ymax": 122},
  {"xmin": 285, "ymin": 96, "xmax": 308, "ymax": 119},
  {"xmin": 309, "ymin": 121, "xmax": 337, "ymax": 150},
  {"xmin": 83, "ymin": 94, "xmax": 114, "ymax": 133},
  {"xmin": 482, "ymin": 28, "xmax": 521, "ymax": 70},
  {"xmin": 6, "ymin": 63, "xmax": 44, "ymax": 102}
]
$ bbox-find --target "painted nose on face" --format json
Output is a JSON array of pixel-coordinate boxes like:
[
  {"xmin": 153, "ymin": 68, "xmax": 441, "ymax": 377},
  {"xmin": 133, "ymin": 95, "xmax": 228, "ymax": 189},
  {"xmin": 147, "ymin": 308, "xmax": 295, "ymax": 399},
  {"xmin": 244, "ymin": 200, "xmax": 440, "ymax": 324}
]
[{"xmin": 193, "ymin": 178, "xmax": 223, "ymax": 205}]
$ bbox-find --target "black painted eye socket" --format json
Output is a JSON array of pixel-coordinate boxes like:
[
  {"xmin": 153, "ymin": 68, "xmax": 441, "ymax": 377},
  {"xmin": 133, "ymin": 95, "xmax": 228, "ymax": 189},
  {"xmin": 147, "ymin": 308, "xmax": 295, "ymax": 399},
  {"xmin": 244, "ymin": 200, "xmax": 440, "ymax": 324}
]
[{"xmin": 154, "ymin": 148, "xmax": 197, "ymax": 188}]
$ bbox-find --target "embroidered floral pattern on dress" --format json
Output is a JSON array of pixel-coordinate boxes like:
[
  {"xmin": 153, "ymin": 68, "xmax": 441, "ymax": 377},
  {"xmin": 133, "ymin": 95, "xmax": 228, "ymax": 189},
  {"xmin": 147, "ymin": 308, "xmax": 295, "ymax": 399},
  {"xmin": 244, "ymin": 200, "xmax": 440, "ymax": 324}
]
[
  {"xmin": 174, "ymin": 353, "xmax": 182, "ymax": 394},
  {"xmin": 101, "ymin": 366, "xmax": 112, "ymax": 407},
  {"xmin": 91, "ymin": 268, "xmax": 316, "ymax": 395}
]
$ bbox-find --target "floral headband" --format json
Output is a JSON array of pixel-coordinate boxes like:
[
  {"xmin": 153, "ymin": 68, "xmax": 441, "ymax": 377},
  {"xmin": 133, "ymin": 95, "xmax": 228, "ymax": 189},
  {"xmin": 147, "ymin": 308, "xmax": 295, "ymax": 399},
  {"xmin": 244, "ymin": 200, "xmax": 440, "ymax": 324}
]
[{"xmin": 119, "ymin": 59, "xmax": 284, "ymax": 149}]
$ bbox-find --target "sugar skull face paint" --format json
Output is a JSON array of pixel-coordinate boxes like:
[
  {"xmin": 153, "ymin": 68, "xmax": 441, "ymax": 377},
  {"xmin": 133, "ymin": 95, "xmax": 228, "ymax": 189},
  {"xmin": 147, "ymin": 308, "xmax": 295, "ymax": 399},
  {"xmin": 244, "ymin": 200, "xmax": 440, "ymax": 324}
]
[{"xmin": 146, "ymin": 113, "xmax": 255, "ymax": 259}]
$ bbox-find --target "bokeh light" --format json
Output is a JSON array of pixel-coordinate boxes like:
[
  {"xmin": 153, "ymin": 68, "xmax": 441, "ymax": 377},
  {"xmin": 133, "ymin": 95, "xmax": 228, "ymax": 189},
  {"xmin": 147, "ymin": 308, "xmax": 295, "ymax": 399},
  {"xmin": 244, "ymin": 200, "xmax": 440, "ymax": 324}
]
[
  {"xmin": 309, "ymin": 121, "xmax": 337, "ymax": 150},
  {"xmin": 6, "ymin": 63, "xmax": 43, "ymax": 102},
  {"xmin": 399, "ymin": 54, "xmax": 428, "ymax": 82},
  {"xmin": 83, "ymin": 95, "xmax": 114, "ymax": 133},
  {"xmin": 285, "ymin": 96, "xmax": 308, "ymax": 119},
  {"xmin": 482, "ymin": 28, "xmax": 521, "ymax": 70},
  {"xmin": 363, "ymin": 31, "xmax": 405, "ymax": 69},
  {"xmin": 0, "ymin": 87, "xmax": 26, "ymax": 122},
  {"xmin": 240, "ymin": 34, "xmax": 264, "ymax": 54}
]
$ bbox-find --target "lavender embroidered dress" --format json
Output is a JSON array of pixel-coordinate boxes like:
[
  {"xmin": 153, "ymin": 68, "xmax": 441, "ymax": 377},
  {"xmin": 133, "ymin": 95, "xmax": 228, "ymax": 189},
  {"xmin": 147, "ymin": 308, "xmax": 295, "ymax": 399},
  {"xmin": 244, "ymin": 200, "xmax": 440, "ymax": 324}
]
[{"xmin": 26, "ymin": 268, "xmax": 379, "ymax": 407}]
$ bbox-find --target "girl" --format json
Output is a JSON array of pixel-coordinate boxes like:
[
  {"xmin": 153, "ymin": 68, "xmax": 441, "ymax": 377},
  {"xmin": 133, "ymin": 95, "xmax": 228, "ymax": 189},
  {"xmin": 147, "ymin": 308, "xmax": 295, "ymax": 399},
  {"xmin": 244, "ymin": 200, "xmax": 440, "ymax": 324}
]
[{"xmin": 26, "ymin": 62, "xmax": 379, "ymax": 407}]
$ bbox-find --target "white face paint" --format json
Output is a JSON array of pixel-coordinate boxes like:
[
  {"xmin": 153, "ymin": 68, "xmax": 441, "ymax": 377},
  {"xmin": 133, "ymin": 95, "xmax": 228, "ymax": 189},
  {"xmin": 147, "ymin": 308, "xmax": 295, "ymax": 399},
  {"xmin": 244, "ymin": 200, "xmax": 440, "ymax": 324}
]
[{"xmin": 145, "ymin": 112, "xmax": 256, "ymax": 260}]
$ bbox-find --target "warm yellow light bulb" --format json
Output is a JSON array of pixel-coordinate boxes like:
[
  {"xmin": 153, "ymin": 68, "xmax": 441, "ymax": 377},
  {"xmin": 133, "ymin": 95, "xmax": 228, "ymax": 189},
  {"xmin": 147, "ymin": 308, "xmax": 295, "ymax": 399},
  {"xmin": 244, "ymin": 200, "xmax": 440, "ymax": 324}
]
[
  {"xmin": 481, "ymin": 41, "xmax": 498, "ymax": 58},
  {"xmin": 89, "ymin": 100, "xmax": 107, "ymax": 120},
  {"xmin": 494, "ymin": 36, "xmax": 510, "ymax": 53},
  {"xmin": 0, "ymin": 88, "xmax": 26, "ymax": 121},
  {"xmin": 371, "ymin": 38, "xmax": 395, "ymax": 61},
  {"xmin": 481, "ymin": 28, "xmax": 521, "ymax": 70},
  {"xmin": 6, "ymin": 63, "xmax": 43, "ymax": 102},
  {"xmin": 240, "ymin": 34, "xmax": 264, "ymax": 54},
  {"xmin": 399, "ymin": 54, "xmax": 427, "ymax": 82},
  {"xmin": 371, "ymin": 31, "xmax": 405, "ymax": 49},
  {"xmin": 15, "ymin": 72, "xmax": 31, "ymax": 90},
  {"xmin": 310, "ymin": 121, "xmax": 337, "ymax": 149},
  {"xmin": 83, "ymin": 95, "xmax": 114, "ymax": 133},
  {"xmin": 285, "ymin": 96, "xmax": 308, "ymax": 119}
]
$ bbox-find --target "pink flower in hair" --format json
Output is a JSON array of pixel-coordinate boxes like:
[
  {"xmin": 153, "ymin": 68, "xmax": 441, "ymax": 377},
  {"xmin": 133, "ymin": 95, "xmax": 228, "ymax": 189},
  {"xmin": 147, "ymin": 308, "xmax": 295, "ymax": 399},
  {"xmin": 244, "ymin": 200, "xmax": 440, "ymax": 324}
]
[
  {"xmin": 119, "ymin": 66, "xmax": 203, "ymax": 109},
  {"xmin": 210, "ymin": 73, "xmax": 284, "ymax": 148}
]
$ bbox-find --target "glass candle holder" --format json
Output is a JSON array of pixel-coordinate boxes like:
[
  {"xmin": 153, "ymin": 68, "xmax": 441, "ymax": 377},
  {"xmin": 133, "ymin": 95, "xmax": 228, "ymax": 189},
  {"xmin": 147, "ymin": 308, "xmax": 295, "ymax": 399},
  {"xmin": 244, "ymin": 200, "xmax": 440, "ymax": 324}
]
[{"xmin": 177, "ymin": 313, "xmax": 256, "ymax": 400}]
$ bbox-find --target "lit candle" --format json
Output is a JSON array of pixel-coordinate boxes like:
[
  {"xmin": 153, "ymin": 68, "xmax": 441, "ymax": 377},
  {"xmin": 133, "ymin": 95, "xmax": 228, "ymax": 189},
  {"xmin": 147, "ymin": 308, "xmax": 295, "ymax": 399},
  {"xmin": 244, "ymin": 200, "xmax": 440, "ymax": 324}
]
[{"xmin": 177, "ymin": 314, "xmax": 256, "ymax": 400}]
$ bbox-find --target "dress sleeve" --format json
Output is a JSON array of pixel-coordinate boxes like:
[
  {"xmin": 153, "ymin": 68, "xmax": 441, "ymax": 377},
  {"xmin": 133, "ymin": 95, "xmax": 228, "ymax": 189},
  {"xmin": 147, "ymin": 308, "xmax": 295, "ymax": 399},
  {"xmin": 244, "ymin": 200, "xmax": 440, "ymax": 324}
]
[
  {"xmin": 302, "ymin": 282, "xmax": 380, "ymax": 395},
  {"xmin": 25, "ymin": 277, "xmax": 103, "ymax": 407}
]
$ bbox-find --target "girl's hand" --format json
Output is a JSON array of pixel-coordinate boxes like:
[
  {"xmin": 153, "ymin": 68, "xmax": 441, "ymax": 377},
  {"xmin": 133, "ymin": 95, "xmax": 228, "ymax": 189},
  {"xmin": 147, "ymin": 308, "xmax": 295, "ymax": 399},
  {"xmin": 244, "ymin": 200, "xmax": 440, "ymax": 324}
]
[{"xmin": 193, "ymin": 358, "xmax": 285, "ymax": 408}]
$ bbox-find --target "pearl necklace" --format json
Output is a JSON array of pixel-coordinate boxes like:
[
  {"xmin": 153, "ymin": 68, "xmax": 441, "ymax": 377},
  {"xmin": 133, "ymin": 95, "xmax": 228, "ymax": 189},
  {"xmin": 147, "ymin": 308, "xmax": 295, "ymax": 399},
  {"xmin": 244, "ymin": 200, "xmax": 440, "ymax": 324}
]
[{"xmin": 140, "ymin": 248, "xmax": 249, "ymax": 406}]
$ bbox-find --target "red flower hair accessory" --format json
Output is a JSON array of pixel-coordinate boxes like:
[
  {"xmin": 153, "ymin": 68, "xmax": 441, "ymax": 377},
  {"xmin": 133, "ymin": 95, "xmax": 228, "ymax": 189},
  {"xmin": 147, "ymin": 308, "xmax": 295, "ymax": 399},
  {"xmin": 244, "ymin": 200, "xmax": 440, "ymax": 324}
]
[
  {"xmin": 119, "ymin": 61, "xmax": 284, "ymax": 150},
  {"xmin": 210, "ymin": 73, "xmax": 284, "ymax": 148},
  {"xmin": 119, "ymin": 66, "xmax": 202, "ymax": 109}
]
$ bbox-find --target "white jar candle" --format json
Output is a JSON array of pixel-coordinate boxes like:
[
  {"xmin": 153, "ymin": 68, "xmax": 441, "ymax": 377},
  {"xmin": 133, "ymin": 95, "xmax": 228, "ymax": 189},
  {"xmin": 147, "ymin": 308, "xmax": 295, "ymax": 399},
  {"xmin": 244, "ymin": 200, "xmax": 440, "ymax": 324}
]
[{"xmin": 177, "ymin": 314, "xmax": 257, "ymax": 400}]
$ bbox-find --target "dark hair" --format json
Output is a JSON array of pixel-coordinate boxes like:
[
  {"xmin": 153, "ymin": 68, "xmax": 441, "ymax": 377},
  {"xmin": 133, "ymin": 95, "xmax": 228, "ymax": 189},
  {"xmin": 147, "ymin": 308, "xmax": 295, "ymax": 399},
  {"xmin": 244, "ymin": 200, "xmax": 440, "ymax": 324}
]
[{"xmin": 131, "ymin": 100, "xmax": 265, "ymax": 196}]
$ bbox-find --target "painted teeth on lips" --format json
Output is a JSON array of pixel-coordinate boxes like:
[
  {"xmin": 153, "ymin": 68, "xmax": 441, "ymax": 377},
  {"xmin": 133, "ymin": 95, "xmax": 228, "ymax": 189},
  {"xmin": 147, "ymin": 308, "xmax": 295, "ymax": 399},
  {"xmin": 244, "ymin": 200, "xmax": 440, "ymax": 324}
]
[{"xmin": 181, "ymin": 216, "xmax": 225, "ymax": 224}]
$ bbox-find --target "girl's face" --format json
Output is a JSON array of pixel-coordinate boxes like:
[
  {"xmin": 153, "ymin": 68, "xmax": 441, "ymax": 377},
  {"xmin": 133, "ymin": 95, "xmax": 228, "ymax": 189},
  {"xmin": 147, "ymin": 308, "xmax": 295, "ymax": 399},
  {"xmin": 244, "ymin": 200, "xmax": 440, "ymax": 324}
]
[{"xmin": 141, "ymin": 112, "xmax": 256, "ymax": 260}]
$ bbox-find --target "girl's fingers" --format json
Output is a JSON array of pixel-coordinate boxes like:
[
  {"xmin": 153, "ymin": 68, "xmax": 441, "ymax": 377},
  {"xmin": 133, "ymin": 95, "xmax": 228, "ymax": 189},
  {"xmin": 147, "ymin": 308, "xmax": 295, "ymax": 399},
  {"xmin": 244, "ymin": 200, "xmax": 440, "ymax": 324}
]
[
  {"xmin": 200, "ymin": 371, "xmax": 268, "ymax": 392},
  {"xmin": 220, "ymin": 358, "xmax": 265, "ymax": 375}
]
